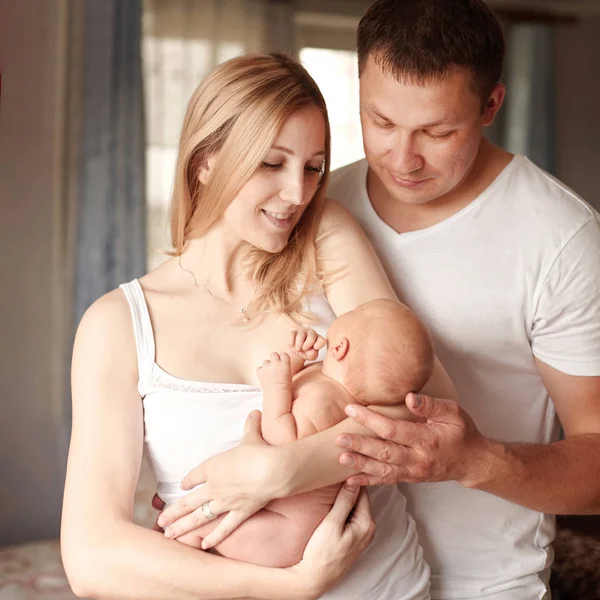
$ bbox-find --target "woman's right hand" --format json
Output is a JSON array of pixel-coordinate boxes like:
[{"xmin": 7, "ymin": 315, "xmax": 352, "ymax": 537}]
[
  {"xmin": 287, "ymin": 484, "xmax": 375, "ymax": 599},
  {"xmin": 159, "ymin": 410, "xmax": 280, "ymax": 547}
]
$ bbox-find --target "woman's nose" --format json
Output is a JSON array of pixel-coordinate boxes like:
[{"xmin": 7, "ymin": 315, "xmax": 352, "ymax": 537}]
[{"xmin": 278, "ymin": 176, "xmax": 304, "ymax": 205}]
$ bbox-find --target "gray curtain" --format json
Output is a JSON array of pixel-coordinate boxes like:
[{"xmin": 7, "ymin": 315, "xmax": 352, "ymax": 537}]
[
  {"xmin": 504, "ymin": 23, "xmax": 556, "ymax": 174},
  {"xmin": 489, "ymin": 21, "xmax": 556, "ymax": 174},
  {"xmin": 75, "ymin": 0, "xmax": 147, "ymax": 325}
]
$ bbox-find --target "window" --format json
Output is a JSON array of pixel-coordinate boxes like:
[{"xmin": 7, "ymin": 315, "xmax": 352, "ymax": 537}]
[
  {"xmin": 300, "ymin": 48, "xmax": 363, "ymax": 171},
  {"xmin": 142, "ymin": 1, "xmax": 365, "ymax": 269}
]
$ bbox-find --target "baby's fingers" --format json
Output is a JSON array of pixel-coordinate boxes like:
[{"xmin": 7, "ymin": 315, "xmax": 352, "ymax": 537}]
[
  {"xmin": 294, "ymin": 329, "xmax": 309, "ymax": 351},
  {"xmin": 314, "ymin": 334, "xmax": 326, "ymax": 350},
  {"xmin": 301, "ymin": 330, "xmax": 326, "ymax": 352},
  {"xmin": 301, "ymin": 330, "xmax": 318, "ymax": 351},
  {"xmin": 303, "ymin": 348, "xmax": 319, "ymax": 361}
]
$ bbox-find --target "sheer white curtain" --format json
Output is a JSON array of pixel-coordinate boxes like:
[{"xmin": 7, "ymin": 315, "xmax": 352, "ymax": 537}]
[{"xmin": 143, "ymin": 0, "xmax": 295, "ymax": 269}]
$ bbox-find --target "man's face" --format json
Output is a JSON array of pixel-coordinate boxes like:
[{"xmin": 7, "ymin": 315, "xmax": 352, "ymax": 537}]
[{"xmin": 359, "ymin": 55, "xmax": 496, "ymax": 207}]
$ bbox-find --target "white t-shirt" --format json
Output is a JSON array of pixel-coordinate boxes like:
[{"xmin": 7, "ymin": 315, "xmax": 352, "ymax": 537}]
[{"xmin": 328, "ymin": 155, "xmax": 600, "ymax": 600}]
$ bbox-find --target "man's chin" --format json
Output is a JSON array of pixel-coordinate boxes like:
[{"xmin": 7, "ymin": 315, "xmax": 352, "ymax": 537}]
[{"xmin": 384, "ymin": 185, "xmax": 437, "ymax": 206}]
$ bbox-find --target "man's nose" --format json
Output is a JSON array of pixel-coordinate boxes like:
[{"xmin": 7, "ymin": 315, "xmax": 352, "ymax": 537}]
[{"xmin": 390, "ymin": 134, "xmax": 425, "ymax": 174}]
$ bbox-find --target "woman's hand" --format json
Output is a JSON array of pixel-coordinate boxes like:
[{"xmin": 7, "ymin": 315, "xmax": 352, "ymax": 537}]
[
  {"xmin": 287, "ymin": 484, "xmax": 375, "ymax": 599},
  {"xmin": 158, "ymin": 411, "xmax": 283, "ymax": 548}
]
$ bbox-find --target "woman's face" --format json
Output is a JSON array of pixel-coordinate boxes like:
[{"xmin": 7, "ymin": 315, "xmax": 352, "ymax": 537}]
[{"xmin": 220, "ymin": 106, "xmax": 327, "ymax": 254}]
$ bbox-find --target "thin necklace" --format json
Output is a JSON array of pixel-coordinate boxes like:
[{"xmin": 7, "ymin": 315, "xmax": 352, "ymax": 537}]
[{"xmin": 178, "ymin": 254, "xmax": 252, "ymax": 322}]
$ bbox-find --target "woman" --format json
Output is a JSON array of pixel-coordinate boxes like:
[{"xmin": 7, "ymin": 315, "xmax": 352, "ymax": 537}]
[{"xmin": 62, "ymin": 53, "xmax": 453, "ymax": 599}]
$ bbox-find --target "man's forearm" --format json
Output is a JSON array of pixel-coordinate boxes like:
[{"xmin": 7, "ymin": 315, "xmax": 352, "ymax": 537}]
[{"xmin": 467, "ymin": 433, "xmax": 600, "ymax": 514}]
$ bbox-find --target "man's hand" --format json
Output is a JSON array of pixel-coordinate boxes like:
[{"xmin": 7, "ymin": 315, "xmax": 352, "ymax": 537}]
[
  {"xmin": 158, "ymin": 411, "xmax": 279, "ymax": 549},
  {"xmin": 336, "ymin": 393, "xmax": 493, "ymax": 488}
]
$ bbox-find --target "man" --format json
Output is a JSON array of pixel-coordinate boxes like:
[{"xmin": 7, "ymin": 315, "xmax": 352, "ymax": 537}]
[
  {"xmin": 157, "ymin": 1, "xmax": 600, "ymax": 598},
  {"xmin": 324, "ymin": 0, "xmax": 600, "ymax": 597}
]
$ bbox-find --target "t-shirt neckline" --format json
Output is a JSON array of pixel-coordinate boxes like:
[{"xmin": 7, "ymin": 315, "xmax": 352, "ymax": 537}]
[{"xmin": 360, "ymin": 154, "xmax": 521, "ymax": 241}]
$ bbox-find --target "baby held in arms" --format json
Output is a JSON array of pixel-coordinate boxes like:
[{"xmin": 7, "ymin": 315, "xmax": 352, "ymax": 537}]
[{"xmin": 173, "ymin": 298, "xmax": 434, "ymax": 566}]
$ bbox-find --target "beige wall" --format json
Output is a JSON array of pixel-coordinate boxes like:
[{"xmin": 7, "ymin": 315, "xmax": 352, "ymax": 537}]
[
  {"xmin": 0, "ymin": 0, "xmax": 71, "ymax": 545},
  {"xmin": 556, "ymin": 16, "xmax": 600, "ymax": 212}
]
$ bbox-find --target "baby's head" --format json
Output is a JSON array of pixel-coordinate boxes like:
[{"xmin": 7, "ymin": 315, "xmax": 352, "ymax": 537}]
[{"xmin": 322, "ymin": 299, "xmax": 435, "ymax": 405}]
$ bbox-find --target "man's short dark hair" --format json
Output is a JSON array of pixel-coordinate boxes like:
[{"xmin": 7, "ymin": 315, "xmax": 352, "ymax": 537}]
[{"xmin": 357, "ymin": 0, "xmax": 505, "ymax": 103}]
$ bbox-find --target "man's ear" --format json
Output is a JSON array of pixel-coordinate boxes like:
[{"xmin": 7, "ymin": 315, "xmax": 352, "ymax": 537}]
[
  {"xmin": 482, "ymin": 83, "xmax": 506, "ymax": 127},
  {"xmin": 198, "ymin": 153, "xmax": 217, "ymax": 185},
  {"xmin": 331, "ymin": 337, "xmax": 349, "ymax": 361}
]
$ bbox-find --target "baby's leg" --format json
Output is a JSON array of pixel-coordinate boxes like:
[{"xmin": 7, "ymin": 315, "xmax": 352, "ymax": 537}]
[
  {"xmin": 180, "ymin": 494, "xmax": 334, "ymax": 567},
  {"xmin": 206, "ymin": 510, "xmax": 316, "ymax": 567},
  {"xmin": 173, "ymin": 530, "xmax": 206, "ymax": 549}
]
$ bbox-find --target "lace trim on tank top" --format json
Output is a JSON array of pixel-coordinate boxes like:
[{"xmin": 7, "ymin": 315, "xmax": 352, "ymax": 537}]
[
  {"xmin": 148, "ymin": 367, "xmax": 261, "ymax": 395},
  {"xmin": 120, "ymin": 280, "xmax": 261, "ymax": 397}
]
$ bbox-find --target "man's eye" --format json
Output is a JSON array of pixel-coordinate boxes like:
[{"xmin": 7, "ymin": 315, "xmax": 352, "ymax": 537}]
[
  {"xmin": 427, "ymin": 131, "xmax": 453, "ymax": 139},
  {"xmin": 261, "ymin": 162, "xmax": 282, "ymax": 170},
  {"xmin": 374, "ymin": 120, "xmax": 393, "ymax": 129}
]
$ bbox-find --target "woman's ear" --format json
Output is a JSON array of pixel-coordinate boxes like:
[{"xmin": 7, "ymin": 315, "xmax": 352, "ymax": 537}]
[
  {"xmin": 198, "ymin": 154, "xmax": 217, "ymax": 185},
  {"xmin": 331, "ymin": 337, "xmax": 349, "ymax": 361}
]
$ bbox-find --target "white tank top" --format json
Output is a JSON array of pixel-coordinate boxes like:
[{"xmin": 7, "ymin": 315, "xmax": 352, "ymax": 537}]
[{"xmin": 120, "ymin": 279, "xmax": 430, "ymax": 600}]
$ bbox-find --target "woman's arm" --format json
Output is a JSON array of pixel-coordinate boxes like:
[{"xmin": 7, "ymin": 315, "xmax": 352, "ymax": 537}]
[
  {"xmin": 62, "ymin": 290, "xmax": 338, "ymax": 600},
  {"xmin": 317, "ymin": 198, "xmax": 398, "ymax": 313},
  {"xmin": 160, "ymin": 199, "xmax": 457, "ymax": 547}
]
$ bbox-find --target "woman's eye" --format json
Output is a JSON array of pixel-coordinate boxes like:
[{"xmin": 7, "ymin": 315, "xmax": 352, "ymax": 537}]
[
  {"xmin": 305, "ymin": 165, "xmax": 323, "ymax": 175},
  {"xmin": 261, "ymin": 162, "xmax": 282, "ymax": 170}
]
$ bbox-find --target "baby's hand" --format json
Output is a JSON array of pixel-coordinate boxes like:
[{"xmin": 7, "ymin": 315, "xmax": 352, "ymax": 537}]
[
  {"xmin": 257, "ymin": 352, "xmax": 292, "ymax": 388},
  {"xmin": 289, "ymin": 328, "xmax": 327, "ymax": 362}
]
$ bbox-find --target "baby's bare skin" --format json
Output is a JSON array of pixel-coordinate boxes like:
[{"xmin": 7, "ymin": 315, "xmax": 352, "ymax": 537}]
[
  {"xmin": 175, "ymin": 308, "xmax": 428, "ymax": 566},
  {"xmin": 174, "ymin": 355, "xmax": 350, "ymax": 566}
]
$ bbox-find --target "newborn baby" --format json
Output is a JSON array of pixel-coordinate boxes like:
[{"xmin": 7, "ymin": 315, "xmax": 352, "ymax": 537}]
[{"xmin": 175, "ymin": 298, "xmax": 435, "ymax": 567}]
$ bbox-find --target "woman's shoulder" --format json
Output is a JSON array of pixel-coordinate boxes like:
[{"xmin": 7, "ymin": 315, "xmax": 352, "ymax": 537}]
[
  {"xmin": 317, "ymin": 198, "xmax": 368, "ymax": 251},
  {"xmin": 79, "ymin": 256, "xmax": 174, "ymax": 335},
  {"xmin": 319, "ymin": 197, "xmax": 361, "ymax": 230},
  {"xmin": 74, "ymin": 287, "xmax": 137, "ymax": 364},
  {"xmin": 78, "ymin": 287, "xmax": 132, "ymax": 333}
]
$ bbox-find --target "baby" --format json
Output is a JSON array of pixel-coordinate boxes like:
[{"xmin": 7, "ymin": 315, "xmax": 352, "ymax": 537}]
[{"xmin": 175, "ymin": 298, "xmax": 434, "ymax": 567}]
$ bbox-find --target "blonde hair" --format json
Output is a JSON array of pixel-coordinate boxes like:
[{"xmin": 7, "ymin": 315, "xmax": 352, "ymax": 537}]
[
  {"xmin": 342, "ymin": 299, "xmax": 435, "ymax": 404},
  {"xmin": 169, "ymin": 53, "xmax": 331, "ymax": 322}
]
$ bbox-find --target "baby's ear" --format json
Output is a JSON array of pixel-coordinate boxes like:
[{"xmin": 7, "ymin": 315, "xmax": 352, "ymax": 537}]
[{"xmin": 331, "ymin": 337, "xmax": 349, "ymax": 361}]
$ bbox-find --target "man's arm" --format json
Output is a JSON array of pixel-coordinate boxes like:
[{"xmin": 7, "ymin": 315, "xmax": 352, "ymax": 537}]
[
  {"xmin": 337, "ymin": 215, "xmax": 600, "ymax": 513},
  {"xmin": 469, "ymin": 360, "xmax": 600, "ymax": 513},
  {"xmin": 337, "ymin": 361, "xmax": 600, "ymax": 515}
]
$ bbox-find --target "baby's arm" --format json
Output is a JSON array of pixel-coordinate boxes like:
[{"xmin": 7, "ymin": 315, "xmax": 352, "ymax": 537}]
[{"xmin": 257, "ymin": 352, "xmax": 298, "ymax": 445}]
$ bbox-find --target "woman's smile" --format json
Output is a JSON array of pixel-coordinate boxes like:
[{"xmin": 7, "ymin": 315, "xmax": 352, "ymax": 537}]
[{"xmin": 260, "ymin": 208, "xmax": 298, "ymax": 230}]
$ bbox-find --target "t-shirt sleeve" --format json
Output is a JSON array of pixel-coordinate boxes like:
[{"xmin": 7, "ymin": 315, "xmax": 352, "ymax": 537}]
[{"xmin": 531, "ymin": 216, "xmax": 600, "ymax": 376}]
